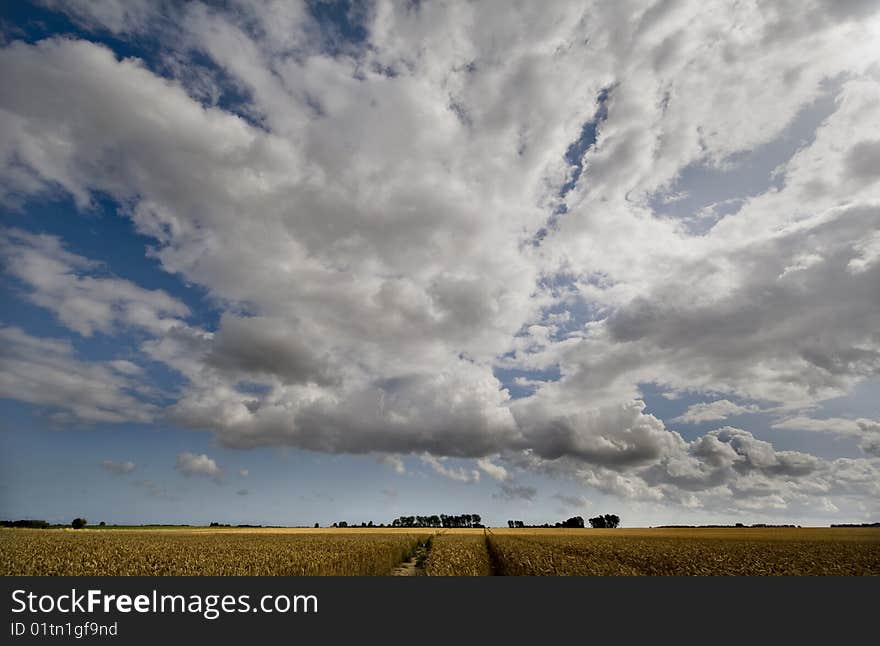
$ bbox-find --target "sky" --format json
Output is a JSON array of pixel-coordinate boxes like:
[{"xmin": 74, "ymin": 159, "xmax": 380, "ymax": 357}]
[{"xmin": 1, "ymin": 0, "xmax": 879, "ymax": 528}]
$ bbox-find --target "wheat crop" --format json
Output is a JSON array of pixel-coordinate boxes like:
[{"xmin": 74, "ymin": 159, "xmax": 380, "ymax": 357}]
[{"xmin": 424, "ymin": 532, "xmax": 493, "ymax": 576}]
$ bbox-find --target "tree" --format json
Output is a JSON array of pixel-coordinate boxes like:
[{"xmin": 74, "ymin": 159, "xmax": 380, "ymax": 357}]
[
  {"xmin": 71, "ymin": 518, "xmax": 87, "ymax": 529},
  {"xmin": 99, "ymin": 521, "xmax": 106, "ymax": 526},
  {"xmin": 562, "ymin": 516, "xmax": 585, "ymax": 528},
  {"xmin": 589, "ymin": 514, "xmax": 621, "ymax": 528},
  {"xmin": 314, "ymin": 522, "xmax": 320, "ymax": 528}
]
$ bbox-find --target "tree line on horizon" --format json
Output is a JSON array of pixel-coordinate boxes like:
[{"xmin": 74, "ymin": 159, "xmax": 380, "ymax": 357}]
[
  {"xmin": 4, "ymin": 516, "xmax": 876, "ymax": 530},
  {"xmin": 391, "ymin": 513, "xmax": 483, "ymax": 528},
  {"xmin": 331, "ymin": 514, "xmax": 484, "ymax": 528},
  {"xmin": 507, "ymin": 514, "xmax": 621, "ymax": 529}
]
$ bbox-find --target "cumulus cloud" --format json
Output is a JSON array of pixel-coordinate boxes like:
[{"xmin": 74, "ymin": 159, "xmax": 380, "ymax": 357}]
[
  {"xmin": 206, "ymin": 314, "xmax": 336, "ymax": 386},
  {"xmin": 175, "ymin": 452, "xmax": 221, "ymax": 480},
  {"xmin": 100, "ymin": 459, "xmax": 136, "ymax": 475},
  {"xmin": 673, "ymin": 400, "xmax": 760, "ymax": 424},
  {"xmin": 238, "ymin": 468, "xmax": 249, "ymax": 478},
  {"xmin": 1, "ymin": 1, "xmax": 879, "ymax": 518},
  {"xmin": 511, "ymin": 399, "xmax": 683, "ymax": 467}
]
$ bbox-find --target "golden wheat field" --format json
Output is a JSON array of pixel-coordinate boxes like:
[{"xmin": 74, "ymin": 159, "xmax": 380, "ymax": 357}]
[
  {"xmin": 424, "ymin": 532, "xmax": 493, "ymax": 576},
  {"xmin": 0, "ymin": 528, "xmax": 428, "ymax": 576},
  {"xmin": 1, "ymin": 527, "xmax": 877, "ymax": 575},
  {"xmin": 486, "ymin": 527, "xmax": 880, "ymax": 575}
]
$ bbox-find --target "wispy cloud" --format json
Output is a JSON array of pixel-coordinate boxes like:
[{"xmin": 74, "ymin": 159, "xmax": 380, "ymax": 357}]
[
  {"xmin": 477, "ymin": 458, "xmax": 508, "ymax": 482},
  {"xmin": 494, "ymin": 482, "xmax": 537, "ymax": 502},
  {"xmin": 377, "ymin": 454, "xmax": 406, "ymax": 475},
  {"xmin": 100, "ymin": 459, "xmax": 136, "ymax": 475},
  {"xmin": 421, "ymin": 455, "xmax": 479, "ymax": 483},
  {"xmin": 673, "ymin": 400, "xmax": 760, "ymax": 424}
]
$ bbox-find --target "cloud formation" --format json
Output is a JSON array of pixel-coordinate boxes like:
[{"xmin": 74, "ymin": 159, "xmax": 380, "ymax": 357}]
[
  {"xmin": 0, "ymin": 326, "xmax": 156, "ymax": 424},
  {"xmin": 420, "ymin": 455, "xmax": 480, "ymax": 484},
  {"xmin": 175, "ymin": 452, "xmax": 221, "ymax": 480},
  {"xmin": 1, "ymin": 1, "xmax": 879, "ymax": 518},
  {"xmin": 477, "ymin": 458, "xmax": 509, "ymax": 482},
  {"xmin": 1, "ymin": 229, "xmax": 189, "ymax": 336}
]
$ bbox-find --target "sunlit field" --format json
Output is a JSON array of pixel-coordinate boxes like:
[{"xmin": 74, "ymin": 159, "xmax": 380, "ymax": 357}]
[
  {"xmin": 2, "ymin": 527, "xmax": 877, "ymax": 576},
  {"xmin": 486, "ymin": 528, "xmax": 880, "ymax": 575},
  {"xmin": 0, "ymin": 528, "xmax": 429, "ymax": 576}
]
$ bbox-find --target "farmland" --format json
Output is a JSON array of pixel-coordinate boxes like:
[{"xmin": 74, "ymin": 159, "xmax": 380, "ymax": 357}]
[
  {"xmin": 424, "ymin": 532, "xmax": 493, "ymax": 576},
  {"xmin": 1, "ymin": 527, "xmax": 877, "ymax": 576},
  {"xmin": 485, "ymin": 527, "xmax": 880, "ymax": 575},
  {"xmin": 0, "ymin": 528, "xmax": 428, "ymax": 576}
]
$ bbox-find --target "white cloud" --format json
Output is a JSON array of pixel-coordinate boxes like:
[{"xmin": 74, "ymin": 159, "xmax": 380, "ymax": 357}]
[
  {"xmin": 0, "ymin": 326, "xmax": 157, "ymax": 424},
  {"xmin": 1, "ymin": 229, "xmax": 189, "ymax": 336},
  {"xmin": 175, "ymin": 452, "xmax": 221, "ymax": 480},
  {"xmin": 38, "ymin": 0, "xmax": 160, "ymax": 35},
  {"xmin": 420, "ymin": 455, "xmax": 479, "ymax": 484},
  {"xmin": 771, "ymin": 416, "xmax": 869, "ymax": 435},
  {"xmin": 773, "ymin": 416, "xmax": 880, "ymax": 457},
  {"xmin": 673, "ymin": 400, "xmax": 760, "ymax": 425},
  {"xmin": 847, "ymin": 230, "xmax": 880, "ymax": 274},
  {"xmin": 238, "ymin": 468, "xmax": 249, "ymax": 478},
  {"xmin": 477, "ymin": 457, "xmax": 508, "ymax": 482}
]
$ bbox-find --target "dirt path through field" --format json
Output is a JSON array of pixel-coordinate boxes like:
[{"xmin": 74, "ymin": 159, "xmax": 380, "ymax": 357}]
[
  {"xmin": 390, "ymin": 539, "xmax": 430, "ymax": 575},
  {"xmin": 390, "ymin": 556, "xmax": 424, "ymax": 575}
]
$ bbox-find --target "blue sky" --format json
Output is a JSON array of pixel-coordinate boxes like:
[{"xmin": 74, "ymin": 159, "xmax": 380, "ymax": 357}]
[{"xmin": 1, "ymin": 1, "xmax": 879, "ymax": 527}]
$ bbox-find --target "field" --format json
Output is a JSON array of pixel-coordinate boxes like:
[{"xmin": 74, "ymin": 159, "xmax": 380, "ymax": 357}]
[
  {"xmin": 424, "ymin": 532, "xmax": 493, "ymax": 576},
  {"xmin": 1, "ymin": 527, "xmax": 878, "ymax": 576},
  {"xmin": 486, "ymin": 528, "xmax": 880, "ymax": 576},
  {"xmin": 0, "ymin": 528, "xmax": 428, "ymax": 576}
]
